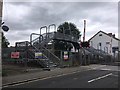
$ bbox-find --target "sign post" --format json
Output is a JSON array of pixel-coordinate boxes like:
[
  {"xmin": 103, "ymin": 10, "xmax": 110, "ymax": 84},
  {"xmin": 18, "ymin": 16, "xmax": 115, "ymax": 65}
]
[{"xmin": 60, "ymin": 51, "xmax": 63, "ymax": 67}]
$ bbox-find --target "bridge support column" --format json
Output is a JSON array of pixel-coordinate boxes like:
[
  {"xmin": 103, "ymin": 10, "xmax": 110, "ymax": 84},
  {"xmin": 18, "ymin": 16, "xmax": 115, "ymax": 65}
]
[{"xmin": 60, "ymin": 51, "xmax": 63, "ymax": 68}]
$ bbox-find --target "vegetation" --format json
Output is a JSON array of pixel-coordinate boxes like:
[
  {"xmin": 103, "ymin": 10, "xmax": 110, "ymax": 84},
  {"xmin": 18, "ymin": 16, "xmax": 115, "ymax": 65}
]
[
  {"xmin": 57, "ymin": 22, "xmax": 80, "ymax": 39},
  {"xmin": 54, "ymin": 40, "xmax": 73, "ymax": 51},
  {"xmin": 2, "ymin": 32, "xmax": 10, "ymax": 48},
  {"xmin": 2, "ymin": 70, "xmax": 8, "ymax": 76},
  {"xmin": 54, "ymin": 22, "xmax": 81, "ymax": 51}
]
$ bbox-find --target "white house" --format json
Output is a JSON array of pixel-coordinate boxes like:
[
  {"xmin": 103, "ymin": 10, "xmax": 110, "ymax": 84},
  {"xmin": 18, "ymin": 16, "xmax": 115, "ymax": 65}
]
[{"xmin": 88, "ymin": 31, "xmax": 120, "ymax": 57}]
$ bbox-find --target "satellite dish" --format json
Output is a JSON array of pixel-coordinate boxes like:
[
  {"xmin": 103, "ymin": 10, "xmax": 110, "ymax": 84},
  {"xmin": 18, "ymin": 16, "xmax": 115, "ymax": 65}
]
[{"xmin": 2, "ymin": 25, "xmax": 9, "ymax": 32}]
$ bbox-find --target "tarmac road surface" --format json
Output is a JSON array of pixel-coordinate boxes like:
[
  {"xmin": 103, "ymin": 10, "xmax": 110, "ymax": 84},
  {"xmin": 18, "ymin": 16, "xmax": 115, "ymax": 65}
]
[{"xmin": 3, "ymin": 65, "xmax": 119, "ymax": 88}]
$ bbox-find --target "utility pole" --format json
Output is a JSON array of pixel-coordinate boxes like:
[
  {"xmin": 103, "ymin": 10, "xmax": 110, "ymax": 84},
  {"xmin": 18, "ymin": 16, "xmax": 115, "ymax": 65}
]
[
  {"xmin": 83, "ymin": 20, "xmax": 86, "ymax": 42},
  {"xmin": 83, "ymin": 20, "xmax": 87, "ymax": 65},
  {"xmin": 110, "ymin": 34, "xmax": 113, "ymax": 62},
  {"xmin": 0, "ymin": 0, "xmax": 3, "ymax": 88}
]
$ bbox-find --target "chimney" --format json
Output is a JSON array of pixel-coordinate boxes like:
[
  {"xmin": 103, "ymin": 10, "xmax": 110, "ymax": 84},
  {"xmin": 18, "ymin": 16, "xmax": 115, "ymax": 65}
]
[
  {"xmin": 112, "ymin": 34, "xmax": 115, "ymax": 38},
  {"xmin": 108, "ymin": 33, "xmax": 112, "ymax": 36}
]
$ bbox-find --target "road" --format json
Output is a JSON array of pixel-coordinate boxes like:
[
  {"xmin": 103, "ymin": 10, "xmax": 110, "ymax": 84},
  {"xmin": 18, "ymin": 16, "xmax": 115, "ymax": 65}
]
[{"xmin": 3, "ymin": 64, "xmax": 119, "ymax": 88}]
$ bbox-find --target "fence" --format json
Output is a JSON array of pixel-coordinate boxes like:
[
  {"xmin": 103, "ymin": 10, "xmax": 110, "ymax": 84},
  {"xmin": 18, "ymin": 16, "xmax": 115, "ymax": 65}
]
[{"xmin": 3, "ymin": 47, "xmax": 118, "ymax": 68}]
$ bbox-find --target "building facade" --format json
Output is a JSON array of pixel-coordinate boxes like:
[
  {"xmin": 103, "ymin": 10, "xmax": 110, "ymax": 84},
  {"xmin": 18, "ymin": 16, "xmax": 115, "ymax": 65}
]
[{"xmin": 88, "ymin": 31, "xmax": 120, "ymax": 57}]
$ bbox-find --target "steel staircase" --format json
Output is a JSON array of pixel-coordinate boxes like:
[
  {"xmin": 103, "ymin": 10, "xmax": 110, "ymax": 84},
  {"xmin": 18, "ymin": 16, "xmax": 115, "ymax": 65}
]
[
  {"xmin": 84, "ymin": 46, "xmax": 112, "ymax": 64},
  {"xmin": 30, "ymin": 32, "xmax": 60, "ymax": 67},
  {"xmin": 85, "ymin": 46, "xmax": 109, "ymax": 57},
  {"xmin": 15, "ymin": 24, "xmax": 79, "ymax": 68}
]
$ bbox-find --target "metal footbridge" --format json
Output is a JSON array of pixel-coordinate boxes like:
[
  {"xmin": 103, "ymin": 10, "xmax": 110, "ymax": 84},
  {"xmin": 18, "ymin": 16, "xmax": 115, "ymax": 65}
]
[
  {"xmin": 15, "ymin": 24, "xmax": 111, "ymax": 68},
  {"xmin": 15, "ymin": 24, "xmax": 79, "ymax": 69}
]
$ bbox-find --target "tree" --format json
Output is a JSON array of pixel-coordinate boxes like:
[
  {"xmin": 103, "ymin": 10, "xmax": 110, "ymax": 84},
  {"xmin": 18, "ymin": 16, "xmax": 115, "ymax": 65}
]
[
  {"xmin": 54, "ymin": 22, "xmax": 81, "ymax": 51},
  {"xmin": 2, "ymin": 32, "xmax": 10, "ymax": 48},
  {"xmin": 57, "ymin": 22, "xmax": 81, "ymax": 39},
  {"xmin": 54, "ymin": 40, "xmax": 73, "ymax": 51}
]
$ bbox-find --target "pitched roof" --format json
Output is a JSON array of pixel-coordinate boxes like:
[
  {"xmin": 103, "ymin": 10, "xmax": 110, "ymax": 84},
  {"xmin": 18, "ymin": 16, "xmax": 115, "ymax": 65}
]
[{"xmin": 88, "ymin": 30, "xmax": 120, "ymax": 41}]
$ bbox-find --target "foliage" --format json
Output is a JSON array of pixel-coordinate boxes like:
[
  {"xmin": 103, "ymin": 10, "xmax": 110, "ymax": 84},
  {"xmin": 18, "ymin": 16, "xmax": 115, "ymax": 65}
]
[
  {"xmin": 57, "ymin": 22, "xmax": 81, "ymax": 39},
  {"xmin": 54, "ymin": 40, "xmax": 73, "ymax": 51},
  {"xmin": 2, "ymin": 32, "xmax": 10, "ymax": 48},
  {"xmin": 54, "ymin": 22, "xmax": 81, "ymax": 51}
]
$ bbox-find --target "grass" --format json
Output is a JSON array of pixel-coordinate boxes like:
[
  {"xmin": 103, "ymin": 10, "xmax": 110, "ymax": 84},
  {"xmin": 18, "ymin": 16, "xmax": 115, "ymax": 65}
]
[{"xmin": 62, "ymin": 59, "xmax": 72, "ymax": 67}]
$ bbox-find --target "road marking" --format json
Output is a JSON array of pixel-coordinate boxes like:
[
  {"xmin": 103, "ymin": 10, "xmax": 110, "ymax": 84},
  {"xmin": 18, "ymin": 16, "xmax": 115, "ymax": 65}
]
[
  {"xmin": 73, "ymin": 78, "xmax": 78, "ymax": 80},
  {"xmin": 92, "ymin": 65, "xmax": 106, "ymax": 70},
  {"xmin": 101, "ymin": 69, "xmax": 111, "ymax": 71},
  {"xmin": 111, "ymin": 74, "xmax": 118, "ymax": 77},
  {"xmin": 88, "ymin": 73, "xmax": 112, "ymax": 83},
  {"xmin": 101, "ymin": 69, "xmax": 120, "ymax": 72}
]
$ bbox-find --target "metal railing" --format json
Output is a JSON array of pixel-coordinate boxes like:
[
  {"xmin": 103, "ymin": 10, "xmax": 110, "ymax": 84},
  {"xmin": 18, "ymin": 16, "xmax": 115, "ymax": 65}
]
[{"xmin": 41, "ymin": 47, "xmax": 61, "ymax": 65}]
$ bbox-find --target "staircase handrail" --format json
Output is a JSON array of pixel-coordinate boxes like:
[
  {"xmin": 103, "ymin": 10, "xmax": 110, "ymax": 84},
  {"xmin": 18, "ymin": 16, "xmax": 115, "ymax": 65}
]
[
  {"xmin": 28, "ymin": 42, "xmax": 48, "ymax": 59},
  {"xmin": 42, "ymin": 46, "xmax": 61, "ymax": 62}
]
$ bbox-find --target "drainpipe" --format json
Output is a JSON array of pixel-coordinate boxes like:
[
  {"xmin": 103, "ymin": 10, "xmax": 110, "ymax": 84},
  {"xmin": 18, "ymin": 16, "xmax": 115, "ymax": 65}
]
[{"xmin": 109, "ymin": 35, "xmax": 113, "ymax": 62}]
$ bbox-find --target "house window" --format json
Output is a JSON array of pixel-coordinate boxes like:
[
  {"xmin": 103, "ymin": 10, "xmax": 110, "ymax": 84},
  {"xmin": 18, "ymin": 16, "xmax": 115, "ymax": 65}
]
[
  {"xmin": 99, "ymin": 43, "xmax": 101, "ymax": 46},
  {"xmin": 99, "ymin": 34, "xmax": 102, "ymax": 36},
  {"xmin": 106, "ymin": 42, "xmax": 110, "ymax": 44},
  {"xmin": 97, "ymin": 42, "xmax": 102, "ymax": 50}
]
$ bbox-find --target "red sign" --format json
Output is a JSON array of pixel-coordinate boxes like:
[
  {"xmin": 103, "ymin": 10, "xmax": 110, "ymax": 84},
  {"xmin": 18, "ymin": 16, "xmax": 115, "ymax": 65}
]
[
  {"xmin": 11, "ymin": 52, "xmax": 20, "ymax": 59},
  {"xmin": 64, "ymin": 55, "xmax": 68, "ymax": 60},
  {"xmin": 64, "ymin": 51, "xmax": 68, "ymax": 60}
]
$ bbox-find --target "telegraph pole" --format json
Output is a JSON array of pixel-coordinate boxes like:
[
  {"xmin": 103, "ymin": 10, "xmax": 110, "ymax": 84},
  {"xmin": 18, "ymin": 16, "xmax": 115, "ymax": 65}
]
[
  {"xmin": 83, "ymin": 20, "xmax": 86, "ymax": 42},
  {"xmin": 0, "ymin": 0, "xmax": 3, "ymax": 88},
  {"xmin": 0, "ymin": 0, "xmax": 3, "ymax": 61},
  {"xmin": 82, "ymin": 20, "xmax": 86, "ymax": 65}
]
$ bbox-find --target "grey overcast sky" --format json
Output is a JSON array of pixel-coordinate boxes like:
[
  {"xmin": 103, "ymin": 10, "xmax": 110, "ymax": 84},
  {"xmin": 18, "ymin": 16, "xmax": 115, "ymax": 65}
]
[{"xmin": 2, "ymin": 0, "xmax": 118, "ymax": 46}]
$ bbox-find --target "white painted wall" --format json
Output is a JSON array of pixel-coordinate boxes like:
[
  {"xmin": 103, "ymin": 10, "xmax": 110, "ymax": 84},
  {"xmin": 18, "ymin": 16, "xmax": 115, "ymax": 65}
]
[{"xmin": 89, "ymin": 31, "xmax": 119, "ymax": 56}]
